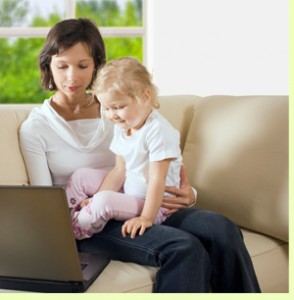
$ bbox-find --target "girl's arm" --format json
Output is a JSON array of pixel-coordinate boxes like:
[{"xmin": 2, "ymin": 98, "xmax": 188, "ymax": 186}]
[
  {"xmin": 97, "ymin": 155, "xmax": 126, "ymax": 192},
  {"xmin": 122, "ymin": 159, "xmax": 171, "ymax": 238}
]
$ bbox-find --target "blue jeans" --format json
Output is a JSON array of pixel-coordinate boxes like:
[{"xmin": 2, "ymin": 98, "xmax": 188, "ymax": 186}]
[{"xmin": 77, "ymin": 208, "xmax": 261, "ymax": 292}]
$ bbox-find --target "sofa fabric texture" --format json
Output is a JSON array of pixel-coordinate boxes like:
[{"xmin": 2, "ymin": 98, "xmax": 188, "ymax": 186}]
[{"xmin": 0, "ymin": 95, "xmax": 288, "ymax": 293}]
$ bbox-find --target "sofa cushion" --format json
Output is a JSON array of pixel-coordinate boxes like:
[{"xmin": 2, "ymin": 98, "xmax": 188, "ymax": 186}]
[
  {"xmin": 87, "ymin": 261, "xmax": 156, "ymax": 292},
  {"xmin": 242, "ymin": 229, "xmax": 288, "ymax": 292},
  {"xmin": 182, "ymin": 96, "xmax": 288, "ymax": 242},
  {"xmin": 0, "ymin": 108, "xmax": 31, "ymax": 185}
]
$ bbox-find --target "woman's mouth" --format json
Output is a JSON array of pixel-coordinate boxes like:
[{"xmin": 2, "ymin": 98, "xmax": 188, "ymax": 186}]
[{"xmin": 68, "ymin": 86, "xmax": 79, "ymax": 92}]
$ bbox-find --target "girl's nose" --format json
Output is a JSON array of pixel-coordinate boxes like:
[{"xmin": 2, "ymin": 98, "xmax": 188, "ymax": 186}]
[{"xmin": 107, "ymin": 109, "xmax": 117, "ymax": 120}]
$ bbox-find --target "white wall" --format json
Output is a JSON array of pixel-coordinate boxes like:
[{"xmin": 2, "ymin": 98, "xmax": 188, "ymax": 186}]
[{"xmin": 145, "ymin": 0, "xmax": 288, "ymax": 96}]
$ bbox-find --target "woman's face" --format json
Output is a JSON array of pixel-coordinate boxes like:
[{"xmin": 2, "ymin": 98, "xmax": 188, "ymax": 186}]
[{"xmin": 50, "ymin": 42, "xmax": 95, "ymax": 98}]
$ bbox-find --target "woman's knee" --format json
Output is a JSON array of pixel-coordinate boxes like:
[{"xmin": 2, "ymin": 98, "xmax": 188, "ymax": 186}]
[
  {"xmin": 198, "ymin": 211, "xmax": 243, "ymax": 249},
  {"xmin": 160, "ymin": 229, "xmax": 207, "ymax": 262},
  {"xmin": 178, "ymin": 234, "xmax": 206, "ymax": 256},
  {"xmin": 210, "ymin": 212, "xmax": 241, "ymax": 236},
  {"xmin": 173, "ymin": 209, "xmax": 243, "ymax": 248}
]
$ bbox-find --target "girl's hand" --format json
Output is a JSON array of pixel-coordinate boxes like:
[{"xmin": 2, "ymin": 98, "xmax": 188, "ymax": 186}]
[
  {"xmin": 80, "ymin": 198, "xmax": 90, "ymax": 208},
  {"xmin": 162, "ymin": 164, "xmax": 196, "ymax": 215},
  {"xmin": 122, "ymin": 216, "xmax": 153, "ymax": 239}
]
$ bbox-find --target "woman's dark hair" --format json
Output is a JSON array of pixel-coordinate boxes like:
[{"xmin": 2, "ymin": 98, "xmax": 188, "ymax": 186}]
[{"xmin": 39, "ymin": 18, "xmax": 106, "ymax": 90}]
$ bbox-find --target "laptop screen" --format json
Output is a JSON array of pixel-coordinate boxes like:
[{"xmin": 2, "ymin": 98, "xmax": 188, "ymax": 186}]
[{"xmin": 0, "ymin": 186, "xmax": 83, "ymax": 282}]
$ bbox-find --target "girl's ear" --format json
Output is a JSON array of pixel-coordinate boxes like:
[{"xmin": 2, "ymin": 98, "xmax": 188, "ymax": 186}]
[{"xmin": 142, "ymin": 89, "xmax": 152, "ymax": 103}]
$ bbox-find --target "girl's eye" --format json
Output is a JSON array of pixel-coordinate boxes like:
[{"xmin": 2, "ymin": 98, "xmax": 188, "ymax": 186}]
[{"xmin": 79, "ymin": 65, "xmax": 88, "ymax": 69}]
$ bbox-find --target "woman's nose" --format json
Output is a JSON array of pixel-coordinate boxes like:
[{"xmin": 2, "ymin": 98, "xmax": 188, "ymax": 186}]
[{"xmin": 67, "ymin": 67, "xmax": 78, "ymax": 81}]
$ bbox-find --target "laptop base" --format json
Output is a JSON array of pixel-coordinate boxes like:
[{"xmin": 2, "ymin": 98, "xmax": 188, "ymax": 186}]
[{"xmin": 0, "ymin": 276, "xmax": 85, "ymax": 293}]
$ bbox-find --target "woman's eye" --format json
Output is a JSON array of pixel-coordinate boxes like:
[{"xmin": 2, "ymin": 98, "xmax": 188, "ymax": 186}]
[
  {"xmin": 79, "ymin": 65, "xmax": 88, "ymax": 69},
  {"xmin": 57, "ymin": 65, "xmax": 67, "ymax": 69}
]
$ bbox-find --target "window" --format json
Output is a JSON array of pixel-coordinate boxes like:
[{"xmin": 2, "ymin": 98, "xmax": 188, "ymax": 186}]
[{"xmin": 0, "ymin": 0, "xmax": 144, "ymax": 103}]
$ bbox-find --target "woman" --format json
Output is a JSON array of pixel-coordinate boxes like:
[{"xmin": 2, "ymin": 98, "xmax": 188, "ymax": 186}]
[{"xmin": 20, "ymin": 18, "xmax": 260, "ymax": 292}]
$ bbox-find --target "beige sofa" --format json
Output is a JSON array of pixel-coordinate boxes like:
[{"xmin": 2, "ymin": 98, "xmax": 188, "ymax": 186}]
[{"xmin": 0, "ymin": 95, "xmax": 288, "ymax": 293}]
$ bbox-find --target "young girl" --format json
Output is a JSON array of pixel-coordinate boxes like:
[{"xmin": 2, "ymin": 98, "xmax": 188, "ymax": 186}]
[{"xmin": 66, "ymin": 57, "xmax": 182, "ymax": 239}]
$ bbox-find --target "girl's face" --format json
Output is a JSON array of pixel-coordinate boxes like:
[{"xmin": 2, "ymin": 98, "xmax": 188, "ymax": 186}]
[
  {"xmin": 98, "ymin": 90, "xmax": 152, "ymax": 133},
  {"xmin": 50, "ymin": 42, "xmax": 95, "ymax": 98}
]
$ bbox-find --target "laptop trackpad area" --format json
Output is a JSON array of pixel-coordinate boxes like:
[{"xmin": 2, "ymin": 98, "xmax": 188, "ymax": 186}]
[{"xmin": 79, "ymin": 252, "xmax": 110, "ymax": 282}]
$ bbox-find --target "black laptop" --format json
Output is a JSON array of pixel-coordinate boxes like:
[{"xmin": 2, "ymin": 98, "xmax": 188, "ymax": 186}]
[{"xmin": 0, "ymin": 186, "xmax": 110, "ymax": 293}]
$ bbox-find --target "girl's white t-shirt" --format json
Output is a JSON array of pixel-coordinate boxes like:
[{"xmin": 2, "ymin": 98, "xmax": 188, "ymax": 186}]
[{"xmin": 110, "ymin": 109, "xmax": 182, "ymax": 199}]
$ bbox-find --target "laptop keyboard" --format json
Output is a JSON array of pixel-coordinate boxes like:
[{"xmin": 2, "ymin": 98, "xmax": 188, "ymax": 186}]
[{"xmin": 80, "ymin": 263, "xmax": 88, "ymax": 270}]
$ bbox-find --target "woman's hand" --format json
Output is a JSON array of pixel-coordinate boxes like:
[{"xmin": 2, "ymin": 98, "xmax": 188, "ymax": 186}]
[{"xmin": 162, "ymin": 164, "xmax": 196, "ymax": 215}]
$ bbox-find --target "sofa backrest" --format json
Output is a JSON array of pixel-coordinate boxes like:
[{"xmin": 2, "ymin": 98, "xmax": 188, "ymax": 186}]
[
  {"xmin": 160, "ymin": 95, "xmax": 288, "ymax": 242},
  {"xmin": 0, "ymin": 107, "xmax": 32, "ymax": 185},
  {"xmin": 157, "ymin": 95, "xmax": 199, "ymax": 150},
  {"xmin": 0, "ymin": 96, "xmax": 289, "ymax": 242}
]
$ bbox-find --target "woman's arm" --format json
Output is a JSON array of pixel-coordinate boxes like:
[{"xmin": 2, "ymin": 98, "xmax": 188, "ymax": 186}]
[
  {"xmin": 162, "ymin": 164, "xmax": 197, "ymax": 215},
  {"xmin": 122, "ymin": 159, "xmax": 171, "ymax": 238},
  {"xmin": 20, "ymin": 129, "xmax": 53, "ymax": 186},
  {"xmin": 97, "ymin": 155, "xmax": 125, "ymax": 192}
]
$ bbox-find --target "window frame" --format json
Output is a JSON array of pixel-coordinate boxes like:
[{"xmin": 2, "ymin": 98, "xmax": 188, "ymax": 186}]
[{"xmin": 0, "ymin": 0, "xmax": 147, "ymax": 61}]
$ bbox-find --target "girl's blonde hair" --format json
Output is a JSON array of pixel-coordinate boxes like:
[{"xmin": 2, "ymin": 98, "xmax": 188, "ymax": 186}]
[{"xmin": 93, "ymin": 56, "xmax": 159, "ymax": 108}]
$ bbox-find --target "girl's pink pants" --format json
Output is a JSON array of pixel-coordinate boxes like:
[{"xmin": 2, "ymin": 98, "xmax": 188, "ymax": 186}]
[{"xmin": 66, "ymin": 168, "xmax": 167, "ymax": 239}]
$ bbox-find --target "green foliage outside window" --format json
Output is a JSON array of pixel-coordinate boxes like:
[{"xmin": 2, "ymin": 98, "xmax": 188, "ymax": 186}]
[{"xmin": 0, "ymin": 0, "xmax": 143, "ymax": 103}]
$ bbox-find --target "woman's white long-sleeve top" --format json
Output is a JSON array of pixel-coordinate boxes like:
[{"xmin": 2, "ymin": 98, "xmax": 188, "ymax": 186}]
[{"xmin": 20, "ymin": 98, "xmax": 115, "ymax": 186}]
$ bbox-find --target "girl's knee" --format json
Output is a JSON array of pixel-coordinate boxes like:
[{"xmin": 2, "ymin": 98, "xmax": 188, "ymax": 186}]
[{"xmin": 70, "ymin": 168, "xmax": 93, "ymax": 182}]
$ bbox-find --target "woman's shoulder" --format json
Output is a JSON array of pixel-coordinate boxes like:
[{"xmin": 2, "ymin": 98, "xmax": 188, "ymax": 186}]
[{"xmin": 20, "ymin": 100, "xmax": 51, "ymax": 132}]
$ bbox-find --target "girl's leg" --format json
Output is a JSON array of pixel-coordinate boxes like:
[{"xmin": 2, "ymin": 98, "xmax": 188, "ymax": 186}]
[
  {"xmin": 73, "ymin": 191, "xmax": 145, "ymax": 239},
  {"xmin": 66, "ymin": 168, "xmax": 108, "ymax": 208},
  {"xmin": 154, "ymin": 207, "xmax": 168, "ymax": 224},
  {"xmin": 73, "ymin": 191, "xmax": 167, "ymax": 239}
]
